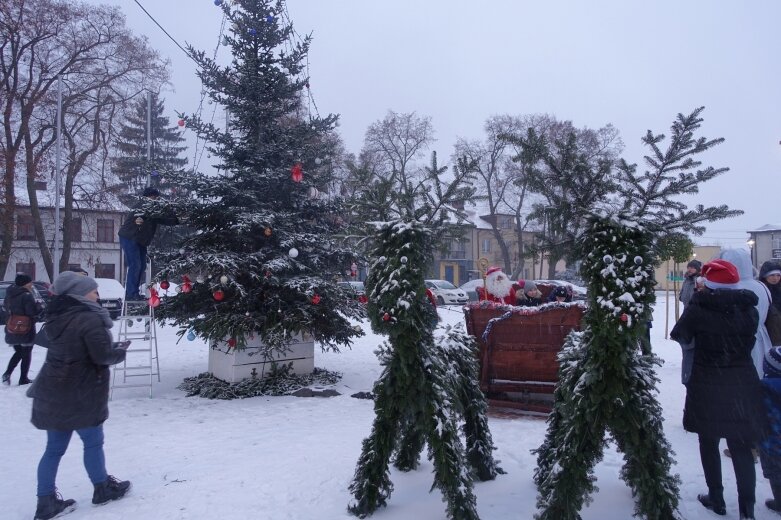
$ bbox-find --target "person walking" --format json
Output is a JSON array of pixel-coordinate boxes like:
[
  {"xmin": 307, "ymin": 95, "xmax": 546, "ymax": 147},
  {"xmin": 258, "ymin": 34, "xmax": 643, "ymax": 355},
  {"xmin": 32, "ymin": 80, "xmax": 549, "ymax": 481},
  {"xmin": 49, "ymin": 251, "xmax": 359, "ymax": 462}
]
[
  {"xmin": 118, "ymin": 186, "xmax": 179, "ymax": 300},
  {"xmin": 760, "ymin": 260, "xmax": 781, "ymax": 313},
  {"xmin": 29, "ymin": 271, "xmax": 131, "ymax": 520},
  {"xmin": 679, "ymin": 259, "xmax": 702, "ymax": 307},
  {"xmin": 759, "ymin": 347, "xmax": 781, "ymax": 515},
  {"xmin": 671, "ymin": 259, "xmax": 767, "ymax": 519},
  {"xmin": 3, "ymin": 273, "xmax": 40, "ymax": 385}
]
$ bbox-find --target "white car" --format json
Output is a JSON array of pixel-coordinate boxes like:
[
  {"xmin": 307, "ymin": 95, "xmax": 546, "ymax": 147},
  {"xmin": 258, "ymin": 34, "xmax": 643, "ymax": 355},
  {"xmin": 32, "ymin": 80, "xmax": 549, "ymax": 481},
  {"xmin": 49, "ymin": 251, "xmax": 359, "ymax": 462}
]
[
  {"xmin": 425, "ymin": 279, "xmax": 468, "ymax": 305},
  {"xmin": 95, "ymin": 278, "xmax": 125, "ymax": 319},
  {"xmin": 458, "ymin": 279, "xmax": 486, "ymax": 302}
]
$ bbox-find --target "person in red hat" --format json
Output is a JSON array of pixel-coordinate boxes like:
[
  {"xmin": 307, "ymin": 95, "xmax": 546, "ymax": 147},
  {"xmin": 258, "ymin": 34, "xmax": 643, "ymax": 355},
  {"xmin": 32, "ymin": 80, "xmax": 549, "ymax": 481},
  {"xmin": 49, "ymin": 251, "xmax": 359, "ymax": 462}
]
[
  {"xmin": 671, "ymin": 259, "xmax": 767, "ymax": 519},
  {"xmin": 475, "ymin": 266, "xmax": 516, "ymax": 305}
]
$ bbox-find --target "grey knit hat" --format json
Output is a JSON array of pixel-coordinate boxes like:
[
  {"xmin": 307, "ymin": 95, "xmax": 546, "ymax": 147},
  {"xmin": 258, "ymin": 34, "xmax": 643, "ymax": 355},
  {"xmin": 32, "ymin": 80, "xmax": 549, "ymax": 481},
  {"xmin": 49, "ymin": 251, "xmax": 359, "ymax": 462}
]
[
  {"xmin": 52, "ymin": 271, "xmax": 98, "ymax": 296},
  {"xmin": 523, "ymin": 280, "xmax": 538, "ymax": 294}
]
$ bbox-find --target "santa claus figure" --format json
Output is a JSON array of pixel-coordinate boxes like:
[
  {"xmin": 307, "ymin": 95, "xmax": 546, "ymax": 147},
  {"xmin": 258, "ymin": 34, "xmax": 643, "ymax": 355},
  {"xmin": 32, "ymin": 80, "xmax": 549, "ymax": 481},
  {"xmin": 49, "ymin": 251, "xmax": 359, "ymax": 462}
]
[{"xmin": 476, "ymin": 266, "xmax": 517, "ymax": 305}]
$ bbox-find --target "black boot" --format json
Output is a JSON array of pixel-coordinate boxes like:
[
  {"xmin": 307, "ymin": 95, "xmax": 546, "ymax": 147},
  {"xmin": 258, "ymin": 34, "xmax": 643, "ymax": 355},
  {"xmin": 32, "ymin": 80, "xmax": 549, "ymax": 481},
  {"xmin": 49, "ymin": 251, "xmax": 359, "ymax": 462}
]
[
  {"xmin": 698, "ymin": 492, "xmax": 727, "ymax": 515},
  {"xmin": 92, "ymin": 475, "xmax": 131, "ymax": 505},
  {"xmin": 766, "ymin": 482, "xmax": 781, "ymax": 514},
  {"xmin": 34, "ymin": 492, "xmax": 77, "ymax": 520},
  {"xmin": 1, "ymin": 373, "xmax": 9, "ymax": 385},
  {"xmin": 739, "ymin": 499, "xmax": 755, "ymax": 519},
  {"xmin": 19, "ymin": 377, "xmax": 32, "ymax": 385}
]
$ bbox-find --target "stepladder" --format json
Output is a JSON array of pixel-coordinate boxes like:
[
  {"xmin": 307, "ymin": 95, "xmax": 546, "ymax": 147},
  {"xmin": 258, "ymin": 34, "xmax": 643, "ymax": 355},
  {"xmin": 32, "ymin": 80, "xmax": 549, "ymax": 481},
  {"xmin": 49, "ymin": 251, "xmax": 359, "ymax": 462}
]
[{"xmin": 111, "ymin": 298, "xmax": 160, "ymax": 399}]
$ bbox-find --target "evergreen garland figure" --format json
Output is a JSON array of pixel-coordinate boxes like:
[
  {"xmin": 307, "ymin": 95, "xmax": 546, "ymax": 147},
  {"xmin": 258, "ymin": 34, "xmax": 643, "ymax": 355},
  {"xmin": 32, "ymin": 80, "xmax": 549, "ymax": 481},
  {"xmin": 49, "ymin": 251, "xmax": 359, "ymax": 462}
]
[
  {"xmin": 533, "ymin": 108, "xmax": 742, "ymax": 519},
  {"xmin": 348, "ymin": 221, "xmax": 502, "ymax": 520},
  {"xmin": 534, "ymin": 216, "xmax": 680, "ymax": 519},
  {"xmin": 151, "ymin": 0, "xmax": 364, "ymax": 354}
]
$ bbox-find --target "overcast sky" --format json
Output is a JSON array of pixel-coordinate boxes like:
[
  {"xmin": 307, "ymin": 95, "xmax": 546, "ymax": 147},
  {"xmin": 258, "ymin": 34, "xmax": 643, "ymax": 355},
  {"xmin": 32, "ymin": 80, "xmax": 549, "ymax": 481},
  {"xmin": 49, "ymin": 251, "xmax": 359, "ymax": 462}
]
[{"xmin": 90, "ymin": 0, "xmax": 780, "ymax": 248}]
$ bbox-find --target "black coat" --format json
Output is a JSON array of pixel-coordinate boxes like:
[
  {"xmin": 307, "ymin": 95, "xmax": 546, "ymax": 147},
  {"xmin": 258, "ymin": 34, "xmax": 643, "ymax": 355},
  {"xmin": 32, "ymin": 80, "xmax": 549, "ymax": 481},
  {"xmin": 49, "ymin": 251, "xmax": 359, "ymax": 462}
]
[
  {"xmin": 4, "ymin": 284, "xmax": 38, "ymax": 345},
  {"xmin": 30, "ymin": 296, "xmax": 126, "ymax": 431},
  {"xmin": 117, "ymin": 203, "xmax": 179, "ymax": 247},
  {"xmin": 671, "ymin": 288, "xmax": 767, "ymax": 441}
]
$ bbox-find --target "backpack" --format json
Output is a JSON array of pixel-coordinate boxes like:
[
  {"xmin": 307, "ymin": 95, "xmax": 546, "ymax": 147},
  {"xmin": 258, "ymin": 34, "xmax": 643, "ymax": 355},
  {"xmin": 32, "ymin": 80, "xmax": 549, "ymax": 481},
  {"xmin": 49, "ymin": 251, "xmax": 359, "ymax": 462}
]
[{"xmin": 6, "ymin": 314, "xmax": 32, "ymax": 335}]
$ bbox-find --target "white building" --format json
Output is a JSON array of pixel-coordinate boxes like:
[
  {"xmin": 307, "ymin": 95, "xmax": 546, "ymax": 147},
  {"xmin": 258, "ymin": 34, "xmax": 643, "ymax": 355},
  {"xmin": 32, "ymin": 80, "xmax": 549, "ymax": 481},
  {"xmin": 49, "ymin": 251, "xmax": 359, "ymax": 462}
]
[{"xmin": 7, "ymin": 205, "xmax": 127, "ymax": 283}]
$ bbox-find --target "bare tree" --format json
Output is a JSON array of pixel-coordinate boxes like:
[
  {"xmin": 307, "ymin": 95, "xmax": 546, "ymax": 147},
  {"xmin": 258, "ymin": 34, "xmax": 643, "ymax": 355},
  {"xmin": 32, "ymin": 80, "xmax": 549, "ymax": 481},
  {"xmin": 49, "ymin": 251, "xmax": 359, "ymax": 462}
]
[{"xmin": 0, "ymin": 0, "xmax": 168, "ymax": 279}]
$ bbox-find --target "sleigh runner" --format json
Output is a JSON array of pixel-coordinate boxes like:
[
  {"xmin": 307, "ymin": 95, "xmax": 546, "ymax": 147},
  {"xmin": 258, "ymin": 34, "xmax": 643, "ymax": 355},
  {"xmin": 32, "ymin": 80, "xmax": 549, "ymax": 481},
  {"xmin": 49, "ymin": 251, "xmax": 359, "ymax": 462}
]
[{"xmin": 464, "ymin": 300, "xmax": 586, "ymax": 414}]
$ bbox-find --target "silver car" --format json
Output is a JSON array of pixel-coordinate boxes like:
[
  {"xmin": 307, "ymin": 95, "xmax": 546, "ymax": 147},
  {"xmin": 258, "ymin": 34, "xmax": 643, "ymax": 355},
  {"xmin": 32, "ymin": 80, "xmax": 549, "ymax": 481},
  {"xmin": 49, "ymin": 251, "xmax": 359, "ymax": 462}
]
[{"xmin": 424, "ymin": 279, "xmax": 468, "ymax": 305}]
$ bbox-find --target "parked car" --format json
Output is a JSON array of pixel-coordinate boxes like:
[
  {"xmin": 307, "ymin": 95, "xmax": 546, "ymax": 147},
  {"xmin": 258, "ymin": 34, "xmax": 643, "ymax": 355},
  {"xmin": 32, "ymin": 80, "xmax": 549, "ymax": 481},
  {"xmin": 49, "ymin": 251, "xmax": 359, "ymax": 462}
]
[
  {"xmin": 32, "ymin": 280, "xmax": 52, "ymax": 305},
  {"xmin": 424, "ymin": 279, "xmax": 468, "ymax": 305},
  {"xmin": 95, "ymin": 278, "xmax": 125, "ymax": 319},
  {"xmin": 338, "ymin": 281, "xmax": 368, "ymax": 303},
  {"xmin": 459, "ymin": 279, "xmax": 486, "ymax": 302},
  {"xmin": 0, "ymin": 280, "xmax": 46, "ymax": 319}
]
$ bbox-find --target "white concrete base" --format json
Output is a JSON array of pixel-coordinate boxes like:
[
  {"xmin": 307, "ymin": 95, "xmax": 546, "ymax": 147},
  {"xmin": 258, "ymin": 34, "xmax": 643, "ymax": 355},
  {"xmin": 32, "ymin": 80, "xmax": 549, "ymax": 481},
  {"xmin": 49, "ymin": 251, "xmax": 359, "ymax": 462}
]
[{"xmin": 208, "ymin": 333, "xmax": 315, "ymax": 383}]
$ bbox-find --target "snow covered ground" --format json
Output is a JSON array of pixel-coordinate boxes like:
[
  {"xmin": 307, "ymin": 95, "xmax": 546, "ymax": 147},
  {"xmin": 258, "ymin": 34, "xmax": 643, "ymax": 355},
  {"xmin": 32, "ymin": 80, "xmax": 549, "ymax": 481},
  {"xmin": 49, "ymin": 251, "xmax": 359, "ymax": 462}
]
[{"xmin": 1, "ymin": 293, "xmax": 777, "ymax": 519}]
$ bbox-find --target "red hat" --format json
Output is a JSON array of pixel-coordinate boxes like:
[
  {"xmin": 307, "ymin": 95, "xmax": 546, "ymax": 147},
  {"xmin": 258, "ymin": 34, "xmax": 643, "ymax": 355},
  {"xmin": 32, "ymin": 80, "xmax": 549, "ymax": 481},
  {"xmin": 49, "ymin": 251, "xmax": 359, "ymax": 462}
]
[
  {"xmin": 486, "ymin": 266, "xmax": 503, "ymax": 276},
  {"xmin": 702, "ymin": 259, "xmax": 740, "ymax": 289}
]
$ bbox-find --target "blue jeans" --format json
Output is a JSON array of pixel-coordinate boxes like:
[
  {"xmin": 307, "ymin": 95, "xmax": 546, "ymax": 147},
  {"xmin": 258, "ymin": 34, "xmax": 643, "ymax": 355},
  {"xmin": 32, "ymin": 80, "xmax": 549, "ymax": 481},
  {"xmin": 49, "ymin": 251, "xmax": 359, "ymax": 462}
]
[
  {"xmin": 37, "ymin": 426, "xmax": 108, "ymax": 496},
  {"xmin": 120, "ymin": 236, "xmax": 147, "ymax": 298}
]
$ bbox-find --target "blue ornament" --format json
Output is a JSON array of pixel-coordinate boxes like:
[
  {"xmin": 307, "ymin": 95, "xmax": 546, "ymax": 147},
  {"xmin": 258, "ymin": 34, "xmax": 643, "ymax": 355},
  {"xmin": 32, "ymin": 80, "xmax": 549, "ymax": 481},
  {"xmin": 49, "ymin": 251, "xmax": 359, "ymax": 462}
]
[
  {"xmin": 214, "ymin": 0, "xmax": 222, "ymax": 5},
  {"xmin": 187, "ymin": 330, "xmax": 196, "ymax": 341},
  {"xmin": 248, "ymin": 28, "xmax": 257, "ymax": 36},
  {"xmin": 151, "ymin": 170, "xmax": 159, "ymax": 177},
  {"xmin": 265, "ymin": 15, "xmax": 275, "ymax": 23}
]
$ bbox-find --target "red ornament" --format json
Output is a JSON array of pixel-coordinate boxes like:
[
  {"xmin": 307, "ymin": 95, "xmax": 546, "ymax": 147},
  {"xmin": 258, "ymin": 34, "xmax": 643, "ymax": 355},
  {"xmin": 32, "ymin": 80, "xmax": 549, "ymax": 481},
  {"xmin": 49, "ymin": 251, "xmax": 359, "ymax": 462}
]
[
  {"xmin": 291, "ymin": 162, "xmax": 303, "ymax": 183},
  {"xmin": 311, "ymin": 294, "xmax": 321, "ymax": 304},
  {"xmin": 620, "ymin": 313, "xmax": 629, "ymax": 322},
  {"xmin": 181, "ymin": 275, "xmax": 193, "ymax": 293},
  {"xmin": 227, "ymin": 337, "xmax": 237, "ymax": 348},
  {"xmin": 213, "ymin": 289, "xmax": 225, "ymax": 301},
  {"xmin": 177, "ymin": 119, "xmax": 185, "ymax": 127},
  {"xmin": 160, "ymin": 280, "xmax": 170, "ymax": 290},
  {"xmin": 148, "ymin": 288, "xmax": 161, "ymax": 308},
  {"xmin": 358, "ymin": 294, "xmax": 368, "ymax": 304},
  {"xmin": 382, "ymin": 312, "xmax": 390, "ymax": 322}
]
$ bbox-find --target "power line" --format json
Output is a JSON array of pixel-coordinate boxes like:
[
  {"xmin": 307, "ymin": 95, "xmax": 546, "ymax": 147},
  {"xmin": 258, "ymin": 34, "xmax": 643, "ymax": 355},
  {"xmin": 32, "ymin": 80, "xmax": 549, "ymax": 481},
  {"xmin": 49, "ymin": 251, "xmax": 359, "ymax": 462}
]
[{"xmin": 132, "ymin": 0, "xmax": 193, "ymax": 60}]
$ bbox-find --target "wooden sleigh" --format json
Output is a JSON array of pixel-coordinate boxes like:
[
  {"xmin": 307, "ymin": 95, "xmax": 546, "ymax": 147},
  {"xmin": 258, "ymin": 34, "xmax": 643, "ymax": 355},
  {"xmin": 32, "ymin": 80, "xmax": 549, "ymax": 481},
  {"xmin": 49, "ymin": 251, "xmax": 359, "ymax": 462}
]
[{"xmin": 464, "ymin": 299, "xmax": 586, "ymax": 414}]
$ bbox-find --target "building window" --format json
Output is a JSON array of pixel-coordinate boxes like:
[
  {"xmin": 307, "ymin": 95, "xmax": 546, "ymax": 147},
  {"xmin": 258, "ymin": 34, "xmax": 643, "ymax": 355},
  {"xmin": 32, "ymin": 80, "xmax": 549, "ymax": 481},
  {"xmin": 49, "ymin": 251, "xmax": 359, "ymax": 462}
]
[
  {"xmin": 481, "ymin": 239, "xmax": 491, "ymax": 253},
  {"xmin": 773, "ymin": 236, "xmax": 781, "ymax": 250},
  {"xmin": 15, "ymin": 262, "xmax": 35, "ymax": 279},
  {"xmin": 499, "ymin": 217, "xmax": 513, "ymax": 230},
  {"xmin": 97, "ymin": 219, "xmax": 114, "ymax": 242},
  {"xmin": 68, "ymin": 218, "xmax": 82, "ymax": 242},
  {"xmin": 16, "ymin": 215, "xmax": 35, "ymax": 240},
  {"xmin": 95, "ymin": 263, "xmax": 115, "ymax": 279}
]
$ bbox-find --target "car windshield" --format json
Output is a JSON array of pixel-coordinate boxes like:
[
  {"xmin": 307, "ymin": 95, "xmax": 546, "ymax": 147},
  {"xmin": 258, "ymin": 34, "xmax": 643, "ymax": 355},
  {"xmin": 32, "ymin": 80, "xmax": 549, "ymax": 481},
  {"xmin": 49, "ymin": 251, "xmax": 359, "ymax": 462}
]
[{"xmin": 434, "ymin": 280, "xmax": 457, "ymax": 290}]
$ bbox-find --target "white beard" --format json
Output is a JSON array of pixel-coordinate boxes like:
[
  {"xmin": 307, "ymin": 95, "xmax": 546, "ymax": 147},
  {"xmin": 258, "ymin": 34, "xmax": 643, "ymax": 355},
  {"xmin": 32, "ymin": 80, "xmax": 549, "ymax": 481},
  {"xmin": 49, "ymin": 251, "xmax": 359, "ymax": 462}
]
[{"xmin": 485, "ymin": 272, "xmax": 513, "ymax": 298}]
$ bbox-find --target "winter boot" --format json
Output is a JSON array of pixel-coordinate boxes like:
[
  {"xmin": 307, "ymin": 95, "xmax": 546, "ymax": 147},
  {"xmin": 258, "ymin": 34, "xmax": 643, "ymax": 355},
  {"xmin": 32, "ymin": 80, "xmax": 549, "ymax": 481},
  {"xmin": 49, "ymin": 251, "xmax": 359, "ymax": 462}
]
[
  {"xmin": 92, "ymin": 475, "xmax": 131, "ymax": 505},
  {"xmin": 2, "ymin": 373, "xmax": 9, "ymax": 385},
  {"xmin": 19, "ymin": 377, "xmax": 32, "ymax": 385},
  {"xmin": 739, "ymin": 499, "xmax": 755, "ymax": 519},
  {"xmin": 698, "ymin": 491, "xmax": 727, "ymax": 516},
  {"xmin": 34, "ymin": 492, "xmax": 77, "ymax": 520},
  {"xmin": 766, "ymin": 482, "xmax": 781, "ymax": 514}
]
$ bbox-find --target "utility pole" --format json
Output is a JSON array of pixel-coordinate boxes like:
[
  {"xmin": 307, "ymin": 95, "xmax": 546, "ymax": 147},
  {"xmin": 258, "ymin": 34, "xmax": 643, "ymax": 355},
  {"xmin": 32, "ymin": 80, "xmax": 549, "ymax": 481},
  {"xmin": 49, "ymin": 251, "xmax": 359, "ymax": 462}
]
[{"xmin": 53, "ymin": 75, "xmax": 63, "ymax": 279}]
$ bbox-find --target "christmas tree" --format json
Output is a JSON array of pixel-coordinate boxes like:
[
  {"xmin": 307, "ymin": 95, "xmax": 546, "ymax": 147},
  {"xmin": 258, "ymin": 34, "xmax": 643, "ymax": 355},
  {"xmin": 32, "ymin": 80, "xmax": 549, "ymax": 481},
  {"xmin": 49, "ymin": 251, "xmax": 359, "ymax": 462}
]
[
  {"xmin": 112, "ymin": 93, "xmax": 188, "ymax": 202},
  {"xmin": 533, "ymin": 107, "xmax": 740, "ymax": 519},
  {"xmin": 348, "ymin": 221, "xmax": 502, "ymax": 520},
  {"xmin": 151, "ymin": 0, "xmax": 364, "ymax": 353}
]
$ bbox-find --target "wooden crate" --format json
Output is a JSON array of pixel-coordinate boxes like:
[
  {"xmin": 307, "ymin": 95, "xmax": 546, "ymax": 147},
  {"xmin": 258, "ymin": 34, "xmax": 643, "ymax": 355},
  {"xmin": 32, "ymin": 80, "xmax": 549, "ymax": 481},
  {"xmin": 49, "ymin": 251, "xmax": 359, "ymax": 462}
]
[
  {"xmin": 464, "ymin": 302, "xmax": 585, "ymax": 413},
  {"xmin": 208, "ymin": 333, "xmax": 315, "ymax": 383}
]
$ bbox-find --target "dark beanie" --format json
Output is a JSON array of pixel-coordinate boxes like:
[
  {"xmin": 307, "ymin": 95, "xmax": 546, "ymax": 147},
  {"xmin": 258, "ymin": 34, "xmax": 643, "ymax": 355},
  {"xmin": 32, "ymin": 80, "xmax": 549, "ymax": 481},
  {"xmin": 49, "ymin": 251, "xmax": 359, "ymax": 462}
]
[
  {"xmin": 51, "ymin": 271, "xmax": 98, "ymax": 296},
  {"xmin": 687, "ymin": 259, "xmax": 702, "ymax": 271},
  {"xmin": 759, "ymin": 260, "xmax": 781, "ymax": 280},
  {"xmin": 14, "ymin": 273, "xmax": 32, "ymax": 286}
]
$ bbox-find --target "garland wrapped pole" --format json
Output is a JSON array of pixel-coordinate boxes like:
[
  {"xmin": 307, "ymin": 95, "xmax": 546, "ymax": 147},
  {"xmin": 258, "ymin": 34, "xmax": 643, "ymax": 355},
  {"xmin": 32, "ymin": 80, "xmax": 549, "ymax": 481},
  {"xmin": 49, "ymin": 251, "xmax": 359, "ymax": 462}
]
[{"xmin": 348, "ymin": 220, "xmax": 502, "ymax": 520}]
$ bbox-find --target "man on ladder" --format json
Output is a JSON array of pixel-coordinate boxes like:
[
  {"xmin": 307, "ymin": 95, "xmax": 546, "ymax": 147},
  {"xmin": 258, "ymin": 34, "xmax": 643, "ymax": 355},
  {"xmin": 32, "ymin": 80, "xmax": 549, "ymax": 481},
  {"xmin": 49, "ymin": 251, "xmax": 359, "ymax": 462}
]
[{"xmin": 117, "ymin": 186, "xmax": 179, "ymax": 301}]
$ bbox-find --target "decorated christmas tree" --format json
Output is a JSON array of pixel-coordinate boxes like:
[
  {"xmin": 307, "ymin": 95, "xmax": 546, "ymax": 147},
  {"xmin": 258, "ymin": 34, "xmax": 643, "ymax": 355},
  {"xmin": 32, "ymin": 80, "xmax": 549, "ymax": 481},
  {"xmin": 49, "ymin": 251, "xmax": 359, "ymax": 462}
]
[
  {"xmin": 533, "ymin": 107, "xmax": 741, "ymax": 519},
  {"xmin": 348, "ymin": 221, "xmax": 502, "ymax": 520},
  {"xmin": 151, "ymin": 0, "xmax": 364, "ymax": 354}
]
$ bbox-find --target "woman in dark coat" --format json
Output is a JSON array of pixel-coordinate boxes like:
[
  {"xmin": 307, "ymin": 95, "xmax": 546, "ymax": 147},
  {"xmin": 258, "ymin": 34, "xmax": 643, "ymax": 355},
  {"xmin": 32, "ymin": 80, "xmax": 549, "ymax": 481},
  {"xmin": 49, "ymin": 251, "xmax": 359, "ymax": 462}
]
[
  {"xmin": 3, "ymin": 273, "xmax": 39, "ymax": 385},
  {"xmin": 759, "ymin": 260, "xmax": 781, "ymax": 314},
  {"xmin": 671, "ymin": 259, "xmax": 767, "ymax": 520},
  {"xmin": 30, "ymin": 272, "xmax": 131, "ymax": 520}
]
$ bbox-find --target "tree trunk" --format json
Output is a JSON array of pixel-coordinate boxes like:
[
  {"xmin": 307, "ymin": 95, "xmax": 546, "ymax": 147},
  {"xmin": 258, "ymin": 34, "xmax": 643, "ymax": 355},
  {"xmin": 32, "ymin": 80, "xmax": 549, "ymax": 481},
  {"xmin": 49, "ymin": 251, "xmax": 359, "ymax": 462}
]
[{"xmin": 24, "ymin": 131, "xmax": 55, "ymax": 280}]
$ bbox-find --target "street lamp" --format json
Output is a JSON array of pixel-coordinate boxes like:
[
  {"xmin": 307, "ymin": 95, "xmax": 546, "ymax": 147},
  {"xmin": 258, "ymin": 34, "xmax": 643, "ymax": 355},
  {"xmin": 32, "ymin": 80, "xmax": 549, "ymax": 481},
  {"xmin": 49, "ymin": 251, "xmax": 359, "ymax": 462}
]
[{"xmin": 747, "ymin": 238, "xmax": 756, "ymax": 271}]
